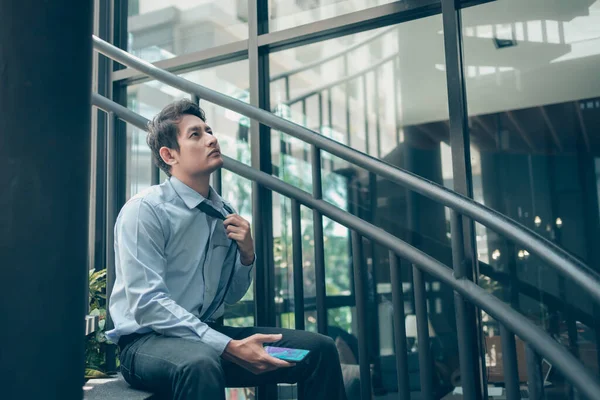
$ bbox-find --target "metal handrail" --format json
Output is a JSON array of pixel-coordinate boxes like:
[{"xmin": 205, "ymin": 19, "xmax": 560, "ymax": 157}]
[
  {"xmin": 284, "ymin": 52, "xmax": 397, "ymax": 106},
  {"xmin": 92, "ymin": 34, "xmax": 600, "ymax": 308},
  {"xmin": 91, "ymin": 93, "xmax": 600, "ymax": 400},
  {"xmin": 269, "ymin": 26, "xmax": 397, "ymax": 83}
]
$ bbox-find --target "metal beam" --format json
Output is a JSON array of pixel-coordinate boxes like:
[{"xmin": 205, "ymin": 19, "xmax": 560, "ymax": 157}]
[
  {"xmin": 249, "ymin": 0, "xmax": 275, "ymax": 330},
  {"xmin": 441, "ymin": 0, "xmax": 486, "ymax": 398},
  {"xmin": 539, "ymin": 106, "xmax": 563, "ymax": 152},
  {"xmin": 507, "ymin": 111, "xmax": 535, "ymax": 151},
  {"xmin": 251, "ymin": 0, "xmax": 276, "ymax": 394},
  {"xmin": 312, "ymin": 144, "xmax": 328, "ymax": 335},
  {"xmin": 258, "ymin": 0, "xmax": 440, "ymax": 52},
  {"xmin": 104, "ymin": 111, "xmax": 118, "ymax": 372},
  {"xmin": 112, "ymin": 40, "xmax": 249, "ymax": 84},
  {"xmin": 90, "ymin": 0, "xmax": 112, "ymax": 274},
  {"xmin": 351, "ymin": 232, "xmax": 374, "ymax": 400}
]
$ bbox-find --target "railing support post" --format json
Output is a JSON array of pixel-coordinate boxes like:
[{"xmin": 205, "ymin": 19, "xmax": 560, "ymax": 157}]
[
  {"xmin": 441, "ymin": 0, "xmax": 487, "ymax": 397},
  {"xmin": 352, "ymin": 232, "xmax": 373, "ymax": 400},
  {"xmin": 499, "ymin": 324, "xmax": 521, "ymax": 400},
  {"xmin": 105, "ymin": 112, "xmax": 118, "ymax": 373},
  {"xmin": 525, "ymin": 345, "xmax": 546, "ymax": 400},
  {"xmin": 312, "ymin": 144, "xmax": 328, "ymax": 335},
  {"xmin": 413, "ymin": 265, "xmax": 434, "ymax": 400},
  {"xmin": 390, "ymin": 252, "xmax": 411, "ymax": 400}
]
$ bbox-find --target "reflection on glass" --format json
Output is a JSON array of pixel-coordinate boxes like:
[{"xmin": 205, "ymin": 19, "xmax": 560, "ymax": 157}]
[
  {"xmin": 463, "ymin": 0, "xmax": 600, "ymax": 390},
  {"xmin": 269, "ymin": 0, "xmax": 399, "ymax": 32},
  {"xmin": 128, "ymin": 0, "xmax": 248, "ymax": 62},
  {"xmin": 269, "ymin": 15, "xmax": 461, "ymax": 395}
]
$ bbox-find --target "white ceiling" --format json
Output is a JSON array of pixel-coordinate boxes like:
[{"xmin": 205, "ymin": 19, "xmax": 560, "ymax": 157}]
[{"xmin": 398, "ymin": 0, "xmax": 600, "ymax": 125}]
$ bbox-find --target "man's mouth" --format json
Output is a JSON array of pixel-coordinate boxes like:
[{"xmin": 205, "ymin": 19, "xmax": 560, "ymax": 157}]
[{"xmin": 209, "ymin": 149, "xmax": 221, "ymax": 157}]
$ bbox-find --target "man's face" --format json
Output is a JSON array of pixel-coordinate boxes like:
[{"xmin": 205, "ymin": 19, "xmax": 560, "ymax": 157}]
[{"xmin": 168, "ymin": 114, "xmax": 223, "ymax": 177}]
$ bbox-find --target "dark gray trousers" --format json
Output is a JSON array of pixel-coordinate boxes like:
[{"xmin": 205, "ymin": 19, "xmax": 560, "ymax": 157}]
[{"xmin": 119, "ymin": 324, "xmax": 348, "ymax": 400}]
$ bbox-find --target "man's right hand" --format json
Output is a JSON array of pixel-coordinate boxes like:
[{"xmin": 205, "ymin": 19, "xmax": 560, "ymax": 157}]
[{"xmin": 221, "ymin": 334, "xmax": 295, "ymax": 375}]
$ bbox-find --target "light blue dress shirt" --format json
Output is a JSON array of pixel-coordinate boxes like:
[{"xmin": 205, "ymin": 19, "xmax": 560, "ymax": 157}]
[{"xmin": 105, "ymin": 176, "xmax": 254, "ymax": 354}]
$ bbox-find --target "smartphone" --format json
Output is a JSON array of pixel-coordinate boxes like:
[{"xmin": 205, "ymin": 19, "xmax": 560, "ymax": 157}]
[{"xmin": 264, "ymin": 346, "xmax": 310, "ymax": 362}]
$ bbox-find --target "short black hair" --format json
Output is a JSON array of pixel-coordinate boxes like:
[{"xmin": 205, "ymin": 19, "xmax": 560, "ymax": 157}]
[{"xmin": 146, "ymin": 99, "xmax": 207, "ymax": 176}]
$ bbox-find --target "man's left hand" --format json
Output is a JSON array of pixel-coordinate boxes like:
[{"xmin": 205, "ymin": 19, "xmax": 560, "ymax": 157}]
[{"xmin": 224, "ymin": 214, "xmax": 255, "ymax": 265}]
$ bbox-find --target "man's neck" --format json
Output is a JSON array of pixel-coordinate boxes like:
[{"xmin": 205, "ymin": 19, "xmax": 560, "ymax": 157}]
[{"xmin": 173, "ymin": 173, "xmax": 211, "ymax": 198}]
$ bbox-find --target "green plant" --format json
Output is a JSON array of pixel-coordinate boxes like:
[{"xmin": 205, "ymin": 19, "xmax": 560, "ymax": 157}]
[{"xmin": 85, "ymin": 268, "xmax": 114, "ymax": 379}]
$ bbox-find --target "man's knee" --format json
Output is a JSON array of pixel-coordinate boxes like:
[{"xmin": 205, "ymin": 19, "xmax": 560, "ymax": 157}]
[{"xmin": 303, "ymin": 332, "xmax": 339, "ymax": 359}]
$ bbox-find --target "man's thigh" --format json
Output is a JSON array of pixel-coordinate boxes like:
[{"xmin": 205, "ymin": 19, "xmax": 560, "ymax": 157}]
[
  {"xmin": 213, "ymin": 325, "xmax": 336, "ymax": 388},
  {"xmin": 119, "ymin": 332, "xmax": 223, "ymax": 394}
]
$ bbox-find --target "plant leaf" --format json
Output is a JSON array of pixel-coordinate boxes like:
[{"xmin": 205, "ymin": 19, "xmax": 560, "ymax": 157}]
[{"xmin": 85, "ymin": 368, "xmax": 110, "ymax": 379}]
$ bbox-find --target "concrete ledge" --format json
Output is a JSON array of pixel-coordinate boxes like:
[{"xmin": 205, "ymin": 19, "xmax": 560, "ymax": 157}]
[{"xmin": 83, "ymin": 373, "xmax": 154, "ymax": 400}]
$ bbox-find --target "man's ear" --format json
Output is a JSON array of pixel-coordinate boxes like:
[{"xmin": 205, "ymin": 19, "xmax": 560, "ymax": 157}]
[{"xmin": 159, "ymin": 146, "xmax": 178, "ymax": 167}]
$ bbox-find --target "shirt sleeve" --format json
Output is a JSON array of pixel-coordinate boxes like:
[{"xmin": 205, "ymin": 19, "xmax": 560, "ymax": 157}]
[{"xmin": 115, "ymin": 198, "xmax": 232, "ymax": 354}]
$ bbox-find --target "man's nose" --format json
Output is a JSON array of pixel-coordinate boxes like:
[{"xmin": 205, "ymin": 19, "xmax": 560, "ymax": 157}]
[{"xmin": 207, "ymin": 134, "xmax": 218, "ymax": 147}]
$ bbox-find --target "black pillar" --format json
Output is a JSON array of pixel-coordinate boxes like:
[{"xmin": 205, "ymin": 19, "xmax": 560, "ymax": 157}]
[{"xmin": 0, "ymin": 1, "xmax": 93, "ymax": 399}]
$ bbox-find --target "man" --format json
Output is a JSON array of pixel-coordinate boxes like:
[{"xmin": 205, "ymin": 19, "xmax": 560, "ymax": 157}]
[{"xmin": 106, "ymin": 99, "xmax": 348, "ymax": 399}]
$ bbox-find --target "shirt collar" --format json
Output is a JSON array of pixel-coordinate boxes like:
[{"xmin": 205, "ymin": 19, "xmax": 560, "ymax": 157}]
[{"xmin": 169, "ymin": 176, "xmax": 224, "ymax": 210}]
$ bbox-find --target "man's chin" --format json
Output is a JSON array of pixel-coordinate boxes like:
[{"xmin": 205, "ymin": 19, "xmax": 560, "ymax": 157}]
[{"xmin": 207, "ymin": 157, "xmax": 224, "ymax": 171}]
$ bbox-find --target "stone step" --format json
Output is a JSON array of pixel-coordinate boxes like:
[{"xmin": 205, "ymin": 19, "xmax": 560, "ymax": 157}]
[{"xmin": 83, "ymin": 373, "xmax": 153, "ymax": 400}]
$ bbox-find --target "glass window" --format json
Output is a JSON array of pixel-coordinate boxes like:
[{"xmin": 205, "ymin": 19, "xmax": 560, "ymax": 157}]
[
  {"xmin": 128, "ymin": 0, "xmax": 249, "ymax": 62},
  {"xmin": 269, "ymin": 15, "xmax": 460, "ymax": 394},
  {"xmin": 463, "ymin": 0, "xmax": 600, "ymax": 385},
  {"xmin": 125, "ymin": 59, "xmax": 250, "ymax": 200},
  {"xmin": 268, "ymin": 0, "xmax": 434, "ymax": 32}
]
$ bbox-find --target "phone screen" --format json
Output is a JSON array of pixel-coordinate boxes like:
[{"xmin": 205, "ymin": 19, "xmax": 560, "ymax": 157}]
[{"xmin": 264, "ymin": 346, "xmax": 310, "ymax": 362}]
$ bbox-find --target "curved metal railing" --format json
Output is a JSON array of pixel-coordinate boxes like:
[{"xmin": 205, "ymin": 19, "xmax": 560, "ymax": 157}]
[
  {"xmin": 92, "ymin": 93, "xmax": 600, "ymax": 400},
  {"xmin": 93, "ymin": 35, "xmax": 600, "ymax": 308},
  {"xmin": 269, "ymin": 26, "xmax": 397, "ymax": 84}
]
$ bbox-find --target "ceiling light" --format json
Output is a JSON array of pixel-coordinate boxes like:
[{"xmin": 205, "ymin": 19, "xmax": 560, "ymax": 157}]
[{"xmin": 492, "ymin": 249, "xmax": 501, "ymax": 260}]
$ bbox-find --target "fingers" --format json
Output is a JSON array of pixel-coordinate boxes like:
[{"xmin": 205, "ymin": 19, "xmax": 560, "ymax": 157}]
[
  {"xmin": 225, "ymin": 219, "xmax": 251, "ymax": 243},
  {"xmin": 224, "ymin": 215, "xmax": 250, "ymax": 229},
  {"xmin": 225, "ymin": 225, "xmax": 243, "ymax": 234},
  {"xmin": 226, "ymin": 226, "xmax": 246, "ymax": 241},
  {"xmin": 265, "ymin": 355, "xmax": 295, "ymax": 369},
  {"xmin": 252, "ymin": 333, "xmax": 282, "ymax": 344},
  {"xmin": 227, "ymin": 233, "xmax": 245, "ymax": 241}
]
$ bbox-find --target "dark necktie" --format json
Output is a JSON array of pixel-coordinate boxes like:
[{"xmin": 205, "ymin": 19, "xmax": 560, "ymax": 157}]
[{"xmin": 196, "ymin": 201, "xmax": 226, "ymax": 220}]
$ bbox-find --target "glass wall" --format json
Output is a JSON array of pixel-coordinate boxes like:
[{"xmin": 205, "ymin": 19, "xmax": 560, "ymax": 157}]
[
  {"xmin": 106, "ymin": 0, "xmax": 600, "ymax": 398},
  {"xmin": 462, "ymin": 0, "xmax": 600, "ymax": 394},
  {"xmin": 128, "ymin": 0, "xmax": 248, "ymax": 62},
  {"xmin": 269, "ymin": 14, "xmax": 463, "ymax": 397},
  {"xmin": 125, "ymin": 59, "xmax": 250, "ymax": 197},
  {"xmin": 268, "ymin": 0, "xmax": 398, "ymax": 32}
]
